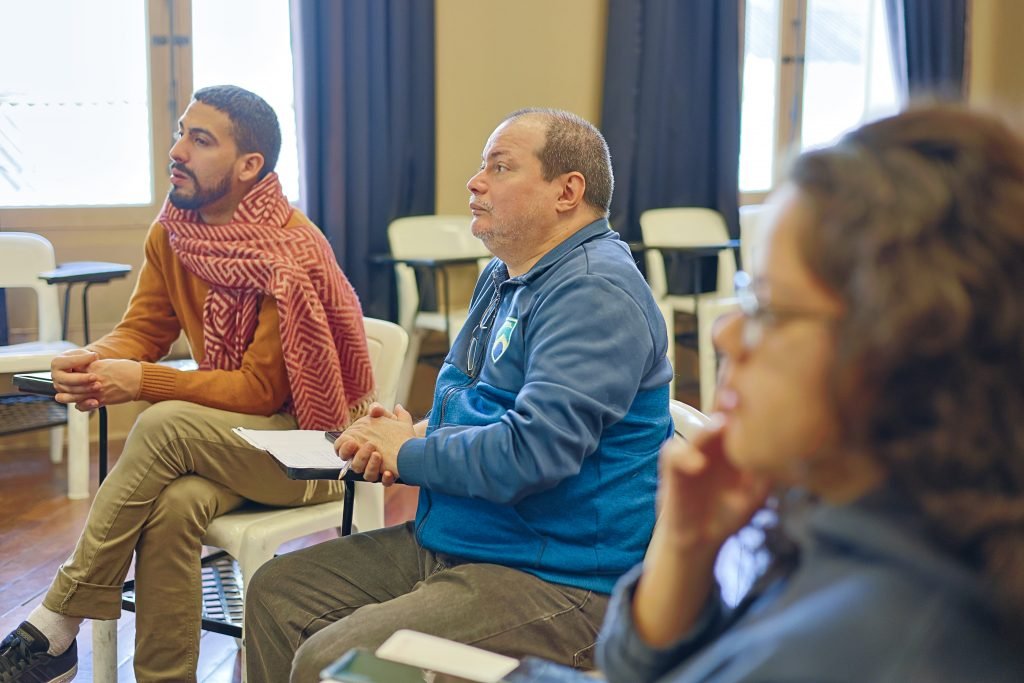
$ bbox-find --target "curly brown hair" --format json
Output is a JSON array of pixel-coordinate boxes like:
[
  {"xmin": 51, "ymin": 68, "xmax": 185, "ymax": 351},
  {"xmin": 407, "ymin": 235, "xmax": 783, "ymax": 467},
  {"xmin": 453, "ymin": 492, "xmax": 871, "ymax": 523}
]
[{"xmin": 788, "ymin": 106, "xmax": 1024, "ymax": 628}]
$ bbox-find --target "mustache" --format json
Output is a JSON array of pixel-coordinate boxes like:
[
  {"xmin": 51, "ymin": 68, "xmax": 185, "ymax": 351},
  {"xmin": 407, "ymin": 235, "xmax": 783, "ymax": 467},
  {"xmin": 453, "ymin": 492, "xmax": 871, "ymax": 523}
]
[{"xmin": 169, "ymin": 162, "xmax": 197, "ymax": 182}]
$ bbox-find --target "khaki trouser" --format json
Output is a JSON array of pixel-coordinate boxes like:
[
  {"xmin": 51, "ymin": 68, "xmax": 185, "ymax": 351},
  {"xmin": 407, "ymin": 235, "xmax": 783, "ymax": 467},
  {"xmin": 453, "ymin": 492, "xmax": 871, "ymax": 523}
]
[
  {"xmin": 244, "ymin": 522, "xmax": 610, "ymax": 683},
  {"xmin": 42, "ymin": 400, "xmax": 343, "ymax": 682}
]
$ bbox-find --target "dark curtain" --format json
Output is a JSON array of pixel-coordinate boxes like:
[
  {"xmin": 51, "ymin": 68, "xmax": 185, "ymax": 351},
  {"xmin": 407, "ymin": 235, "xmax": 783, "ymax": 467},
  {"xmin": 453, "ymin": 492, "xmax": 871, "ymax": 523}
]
[
  {"xmin": 290, "ymin": 0, "xmax": 435, "ymax": 320},
  {"xmin": 885, "ymin": 0, "xmax": 967, "ymax": 101},
  {"xmin": 601, "ymin": 0, "xmax": 741, "ymax": 246}
]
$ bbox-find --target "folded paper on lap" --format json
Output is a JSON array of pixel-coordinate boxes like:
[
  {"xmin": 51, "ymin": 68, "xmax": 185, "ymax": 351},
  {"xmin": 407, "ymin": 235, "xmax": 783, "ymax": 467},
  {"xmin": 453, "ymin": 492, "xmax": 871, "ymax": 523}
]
[{"xmin": 232, "ymin": 427, "xmax": 351, "ymax": 479}]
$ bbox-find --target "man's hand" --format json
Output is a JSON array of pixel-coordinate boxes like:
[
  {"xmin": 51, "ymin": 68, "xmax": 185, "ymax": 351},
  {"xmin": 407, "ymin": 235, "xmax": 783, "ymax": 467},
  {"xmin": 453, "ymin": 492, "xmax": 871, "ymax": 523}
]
[
  {"xmin": 52, "ymin": 349, "xmax": 101, "ymax": 411},
  {"xmin": 336, "ymin": 403, "xmax": 417, "ymax": 486},
  {"xmin": 86, "ymin": 359, "xmax": 143, "ymax": 408},
  {"xmin": 52, "ymin": 350, "xmax": 142, "ymax": 411}
]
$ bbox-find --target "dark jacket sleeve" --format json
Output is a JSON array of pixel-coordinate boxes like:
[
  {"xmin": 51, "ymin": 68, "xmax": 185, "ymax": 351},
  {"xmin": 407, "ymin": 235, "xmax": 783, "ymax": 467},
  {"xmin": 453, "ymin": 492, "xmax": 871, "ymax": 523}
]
[{"xmin": 597, "ymin": 564, "xmax": 731, "ymax": 683}]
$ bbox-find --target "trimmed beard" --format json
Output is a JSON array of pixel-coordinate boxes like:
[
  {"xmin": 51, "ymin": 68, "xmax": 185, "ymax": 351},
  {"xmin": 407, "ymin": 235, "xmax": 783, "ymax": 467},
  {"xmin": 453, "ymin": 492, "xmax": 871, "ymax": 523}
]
[{"xmin": 168, "ymin": 170, "xmax": 233, "ymax": 211}]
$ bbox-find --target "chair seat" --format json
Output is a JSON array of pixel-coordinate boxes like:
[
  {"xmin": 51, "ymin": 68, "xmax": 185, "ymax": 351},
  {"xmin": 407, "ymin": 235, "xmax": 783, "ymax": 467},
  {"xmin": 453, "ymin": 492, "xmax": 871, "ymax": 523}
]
[
  {"xmin": 202, "ymin": 499, "xmax": 345, "ymax": 576},
  {"xmin": 201, "ymin": 482, "xmax": 385, "ymax": 583},
  {"xmin": 0, "ymin": 340, "xmax": 77, "ymax": 373}
]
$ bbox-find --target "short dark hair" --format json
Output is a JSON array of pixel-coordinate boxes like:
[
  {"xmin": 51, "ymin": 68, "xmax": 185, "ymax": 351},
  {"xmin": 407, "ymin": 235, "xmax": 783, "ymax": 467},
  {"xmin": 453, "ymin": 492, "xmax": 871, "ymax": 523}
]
[
  {"xmin": 193, "ymin": 85, "xmax": 281, "ymax": 180},
  {"xmin": 504, "ymin": 108, "xmax": 614, "ymax": 215},
  {"xmin": 789, "ymin": 106, "xmax": 1024, "ymax": 628}
]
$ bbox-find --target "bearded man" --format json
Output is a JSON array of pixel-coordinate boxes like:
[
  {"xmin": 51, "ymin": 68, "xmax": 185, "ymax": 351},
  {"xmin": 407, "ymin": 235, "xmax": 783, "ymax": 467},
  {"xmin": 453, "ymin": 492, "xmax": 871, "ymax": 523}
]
[{"xmin": 0, "ymin": 85, "xmax": 373, "ymax": 683}]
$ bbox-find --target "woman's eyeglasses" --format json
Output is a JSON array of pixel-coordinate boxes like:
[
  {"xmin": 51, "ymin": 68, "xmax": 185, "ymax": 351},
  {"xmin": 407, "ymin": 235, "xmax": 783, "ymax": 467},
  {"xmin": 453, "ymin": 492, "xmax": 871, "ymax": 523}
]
[{"xmin": 732, "ymin": 270, "xmax": 839, "ymax": 350}]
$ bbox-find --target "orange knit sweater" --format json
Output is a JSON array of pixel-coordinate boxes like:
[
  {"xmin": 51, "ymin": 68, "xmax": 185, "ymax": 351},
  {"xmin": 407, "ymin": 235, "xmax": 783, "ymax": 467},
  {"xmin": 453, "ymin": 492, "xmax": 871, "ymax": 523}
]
[{"xmin": 86, "ymin": 213, "xmax": 321, "ymax": 416}]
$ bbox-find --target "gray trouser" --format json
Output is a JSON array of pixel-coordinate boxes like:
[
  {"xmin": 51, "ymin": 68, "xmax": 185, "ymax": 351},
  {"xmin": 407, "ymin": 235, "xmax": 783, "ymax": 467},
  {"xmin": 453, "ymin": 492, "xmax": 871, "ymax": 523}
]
[
  {"xmin": 43, "ymin": 400, "xmax": 343, "ymax": 682},
  {"xmin": 244, "ymin": 522, "xmax": 610, "ymax": 683}
]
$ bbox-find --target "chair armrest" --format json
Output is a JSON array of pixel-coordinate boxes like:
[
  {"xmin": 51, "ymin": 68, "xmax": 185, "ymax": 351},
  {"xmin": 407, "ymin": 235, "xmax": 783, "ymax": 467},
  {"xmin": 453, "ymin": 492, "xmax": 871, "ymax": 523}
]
[
  {"xmin": 13, "ymin": 371, "xmax": 57, "ymax": 397},
  {"xmin": 340, "ymin": 470, "xmax": 404, "ymax": 485}
]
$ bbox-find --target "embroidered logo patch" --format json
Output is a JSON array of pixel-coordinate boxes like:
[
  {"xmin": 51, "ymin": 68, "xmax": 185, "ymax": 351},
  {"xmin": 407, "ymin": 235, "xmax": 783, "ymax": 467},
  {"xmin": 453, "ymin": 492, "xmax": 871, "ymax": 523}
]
[{"xmin": 491, "ymin": 316, "xmax": 518, "ymax": 363}]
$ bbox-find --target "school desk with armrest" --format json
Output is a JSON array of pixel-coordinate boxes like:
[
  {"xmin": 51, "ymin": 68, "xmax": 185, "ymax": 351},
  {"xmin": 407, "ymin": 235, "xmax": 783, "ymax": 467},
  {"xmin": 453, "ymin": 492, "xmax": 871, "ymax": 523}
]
[{"xmin": 0, "ymin": 231, "xmax": 131, "ymax": 499}]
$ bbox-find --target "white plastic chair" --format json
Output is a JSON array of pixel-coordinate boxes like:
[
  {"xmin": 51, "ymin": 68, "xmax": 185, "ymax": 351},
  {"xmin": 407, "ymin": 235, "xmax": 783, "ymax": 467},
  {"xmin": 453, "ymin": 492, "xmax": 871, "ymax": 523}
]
[
  {"xmin": 669, "ymin": 398, "xmax": 711, "ymax": 442},
  {"xmin": 387, "ymin": 215, "xmax": 491, "ymax": 405},
  {"xmin": 640, "ymin": 208, "xmax": 737, "ymax": 413},
  {"xmin": 201, "ymin": 317, "xmax": 407, "ymax": 577},
  {"xmin": 91, "ymin": 317, "xmax": 409, "ymax": 682},
  {"xmin": 0, "ymin": 232, "xmax": 90, "ymax": 499}
]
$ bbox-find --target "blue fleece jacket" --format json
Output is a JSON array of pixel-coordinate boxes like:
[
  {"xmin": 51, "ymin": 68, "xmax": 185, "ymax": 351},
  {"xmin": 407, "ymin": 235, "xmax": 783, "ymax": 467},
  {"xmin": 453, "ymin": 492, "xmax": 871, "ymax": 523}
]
[{"xmin": 397, "ymin": 219, "xmax": 673, "ymax": 594}]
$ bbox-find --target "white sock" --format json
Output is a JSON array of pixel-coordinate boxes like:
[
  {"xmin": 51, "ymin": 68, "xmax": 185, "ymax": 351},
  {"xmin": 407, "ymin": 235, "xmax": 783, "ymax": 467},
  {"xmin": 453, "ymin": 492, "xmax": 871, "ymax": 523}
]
[{"xmin": 26, "ymin": 605, "xmax": 82, "ymax": 656}]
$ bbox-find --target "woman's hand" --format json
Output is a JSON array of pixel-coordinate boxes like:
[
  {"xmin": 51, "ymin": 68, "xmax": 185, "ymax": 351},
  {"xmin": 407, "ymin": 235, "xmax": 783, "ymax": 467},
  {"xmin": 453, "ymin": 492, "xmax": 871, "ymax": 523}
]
[
  {"xmin": 658, "ymin": 417, "xmax": 772, "ymax": 553},
  {"xmin": 632, "ymin": 419, "xmax": 772, "ymax": 647}
]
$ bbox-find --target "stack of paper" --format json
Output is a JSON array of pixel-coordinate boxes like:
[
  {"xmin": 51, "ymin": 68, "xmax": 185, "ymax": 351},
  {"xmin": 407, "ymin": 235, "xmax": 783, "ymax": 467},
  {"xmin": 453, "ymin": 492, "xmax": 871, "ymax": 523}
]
[{"xmin": 232, "ymin": 427, "xmax": 351, "ymax": 480}]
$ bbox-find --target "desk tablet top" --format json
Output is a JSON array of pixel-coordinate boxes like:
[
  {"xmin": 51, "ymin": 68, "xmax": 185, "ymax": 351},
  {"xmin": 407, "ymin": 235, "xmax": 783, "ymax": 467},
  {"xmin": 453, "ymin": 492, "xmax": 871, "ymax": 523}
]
[
  {"xmin": 39, "ymin": 261, "xmax": 132, "ymax": 284},
  {"xmin": 13, "ymin": 371, "xmax": 57, "ymax": 397}
]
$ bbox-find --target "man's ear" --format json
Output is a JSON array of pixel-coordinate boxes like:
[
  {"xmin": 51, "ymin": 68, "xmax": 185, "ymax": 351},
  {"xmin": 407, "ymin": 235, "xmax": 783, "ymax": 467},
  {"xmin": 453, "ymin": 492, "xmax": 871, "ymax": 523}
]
[
  {"xmin": 555, "ymin": 171, "xmax": 587, "ymax": 213},
  {"xmin": 237, "ymin": 152, "xmax": 266, "ymax": 183}
]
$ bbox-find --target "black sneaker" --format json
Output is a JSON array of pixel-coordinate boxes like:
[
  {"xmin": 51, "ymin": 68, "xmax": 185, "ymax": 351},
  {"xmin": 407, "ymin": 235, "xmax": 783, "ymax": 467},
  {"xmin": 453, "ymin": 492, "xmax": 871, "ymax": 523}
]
[{"xmin": 0, "ymin": 622, "xmax": 77, "ymax": 683}]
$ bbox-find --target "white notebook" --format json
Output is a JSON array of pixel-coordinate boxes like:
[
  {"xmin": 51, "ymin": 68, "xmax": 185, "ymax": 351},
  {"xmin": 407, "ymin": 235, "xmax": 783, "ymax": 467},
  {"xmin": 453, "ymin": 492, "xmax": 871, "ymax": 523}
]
[
  {"xmin": 375, "ymin": 630, "xmax": 520, "ymax": 683},
  {"xmin": 232, "ymin": 427, "xmax": 351, "ymax": 480}
]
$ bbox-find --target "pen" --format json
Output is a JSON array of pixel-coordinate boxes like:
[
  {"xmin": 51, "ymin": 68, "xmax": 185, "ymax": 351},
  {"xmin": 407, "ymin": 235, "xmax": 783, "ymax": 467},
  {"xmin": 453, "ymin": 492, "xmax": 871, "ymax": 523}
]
[{"xmin": 325, "ymin": 430, "xmax": 343, "ymax": 443}]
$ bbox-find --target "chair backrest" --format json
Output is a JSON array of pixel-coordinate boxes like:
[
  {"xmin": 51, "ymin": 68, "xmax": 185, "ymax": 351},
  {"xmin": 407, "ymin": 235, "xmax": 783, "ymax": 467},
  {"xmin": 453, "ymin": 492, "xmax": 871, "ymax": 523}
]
[
  {"xmin": 362, "ymin": 316, "xmax": 409, "ymax": 409},
  {"xmin": 640, "ymin": 208, "xmax": 737, "ymax": 299},
  {"xmin": 669, "ymin": 399, "xmax": 711, "ymax": 442},
  {"xmin": 388, "ymin": 215, "xmax": 489, "ymax": 260},
  {"xmin": 0, "ymin": 232, "xmax": 62, "ymax": 343},
  {"xmin": 387, "ymin": 215, "xmax": 492, "ymax": 331}
]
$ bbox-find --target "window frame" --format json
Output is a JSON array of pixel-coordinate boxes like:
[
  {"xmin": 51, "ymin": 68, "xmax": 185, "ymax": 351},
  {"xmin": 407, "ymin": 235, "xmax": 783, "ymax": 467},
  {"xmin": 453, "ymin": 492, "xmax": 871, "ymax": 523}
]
[
  {"xmin": 741, "ymin": 0, "xmax": 899, "ymax": 206},
  {"xmin": 740, "ymin": 0, "xmax": 809, "ymax": 207},
  {"xmin": 0, "ymin": 1, "xmax": 192, "ymax": 231}
]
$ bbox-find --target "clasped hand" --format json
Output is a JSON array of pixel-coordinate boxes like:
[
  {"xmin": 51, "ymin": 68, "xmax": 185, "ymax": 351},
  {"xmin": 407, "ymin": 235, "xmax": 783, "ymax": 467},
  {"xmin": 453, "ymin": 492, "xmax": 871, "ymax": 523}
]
[
  {"xmin": 51, "ymin": 349, "xmax": 142, "ymax": 411},
  {"xmin": 334, "ymin": 402, "xmax": 417, "ymax": 486}
]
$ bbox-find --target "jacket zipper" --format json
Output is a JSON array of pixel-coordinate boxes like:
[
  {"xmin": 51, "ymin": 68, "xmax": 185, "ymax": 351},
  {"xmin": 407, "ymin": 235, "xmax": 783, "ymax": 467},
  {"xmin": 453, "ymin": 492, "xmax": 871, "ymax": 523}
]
[{"xmin": 418, "ymin": 280, "xmax": 504, "ymax": 540}]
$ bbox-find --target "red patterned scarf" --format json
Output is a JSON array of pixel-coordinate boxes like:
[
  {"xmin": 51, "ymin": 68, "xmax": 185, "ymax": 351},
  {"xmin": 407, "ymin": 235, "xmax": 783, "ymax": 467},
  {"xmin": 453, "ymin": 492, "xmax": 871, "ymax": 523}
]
[{"xmin": 159, "ymin": 173, "xmax": 374, "ymax": 429}]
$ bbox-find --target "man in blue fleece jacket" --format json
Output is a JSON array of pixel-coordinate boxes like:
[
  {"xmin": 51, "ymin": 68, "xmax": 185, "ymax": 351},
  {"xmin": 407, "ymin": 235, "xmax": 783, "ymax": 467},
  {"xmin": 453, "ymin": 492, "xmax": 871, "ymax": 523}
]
[{"xmin": 244, "ymin": 108, "xmax": 673, "ymax": 682}]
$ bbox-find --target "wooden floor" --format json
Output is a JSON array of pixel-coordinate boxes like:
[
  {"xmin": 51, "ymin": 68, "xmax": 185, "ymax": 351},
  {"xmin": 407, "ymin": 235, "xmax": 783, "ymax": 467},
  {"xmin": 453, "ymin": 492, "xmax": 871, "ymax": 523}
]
[{"xmin": 0, "ymin": 437, "xmax": 420, "ymax": 682}]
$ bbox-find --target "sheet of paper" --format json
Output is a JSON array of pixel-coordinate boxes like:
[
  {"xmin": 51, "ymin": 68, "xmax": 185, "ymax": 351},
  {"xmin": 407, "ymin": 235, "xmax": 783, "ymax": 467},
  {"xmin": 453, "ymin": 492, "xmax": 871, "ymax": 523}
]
[
  {"xmin": 376, "ymin": 629, "xmax": 520, "ymax": 683},
  {"xmin": 232, "ymin": 427, "xmax": 350, "ymax": 477}
]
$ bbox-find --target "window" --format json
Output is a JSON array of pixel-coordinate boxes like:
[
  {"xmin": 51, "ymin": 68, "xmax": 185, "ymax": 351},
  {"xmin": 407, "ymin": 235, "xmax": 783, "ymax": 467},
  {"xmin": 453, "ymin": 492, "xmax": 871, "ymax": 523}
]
[
  {"xmin": 0, "ymin": 0, "xmax": 299, "ymax": 213},
  {"xmin": 0, "ymin": 1, "xmax": 151, "ymax": 207},
  {"xmin": 740, "ymin": 0, "xmax": 899, "ymax": 197},
  {"xmin": 192, "ymin": 0, "xmax": 300, "ymax": 202}
]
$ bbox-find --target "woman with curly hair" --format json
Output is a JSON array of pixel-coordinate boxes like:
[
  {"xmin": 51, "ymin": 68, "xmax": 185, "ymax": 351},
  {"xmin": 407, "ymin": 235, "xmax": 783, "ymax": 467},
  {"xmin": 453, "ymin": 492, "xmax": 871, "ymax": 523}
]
[{"xmin": 597, "ymin": 106, "xmax": 1024, "ymax": 682}]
